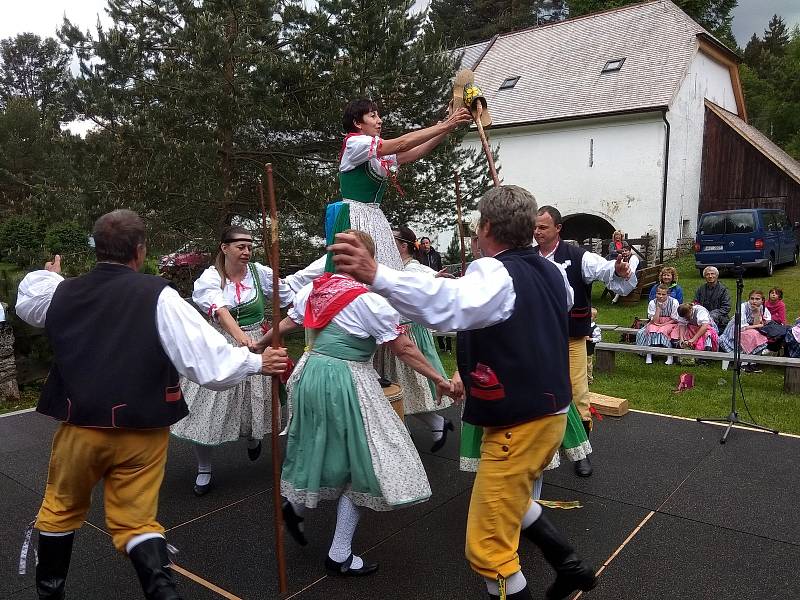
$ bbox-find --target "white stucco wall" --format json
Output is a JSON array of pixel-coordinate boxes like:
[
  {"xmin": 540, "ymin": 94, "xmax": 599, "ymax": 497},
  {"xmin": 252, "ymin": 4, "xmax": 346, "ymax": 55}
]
[
  {"xmin": 452, "ymin": 112, "xmax": 667, "ymax": 246},
  {"xmin": 663, "ymin": 48, "xmax": 739, "ymax": 248}
]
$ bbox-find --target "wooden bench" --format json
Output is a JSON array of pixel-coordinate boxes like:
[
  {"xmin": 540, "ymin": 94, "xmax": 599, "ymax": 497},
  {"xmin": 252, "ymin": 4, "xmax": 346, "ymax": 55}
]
[
  {"xmin": 618, "ymin": 264, "xmax": 661, "ymax": 306},
  {"xmin": 594, "ymin": 341, "xmax": 800, "ymax": 393}
]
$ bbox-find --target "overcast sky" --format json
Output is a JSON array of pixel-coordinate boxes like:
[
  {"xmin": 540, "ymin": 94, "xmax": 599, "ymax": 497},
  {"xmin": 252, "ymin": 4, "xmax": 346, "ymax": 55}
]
[{"xmin": 1, "ymin": 0, "xmax": 799, "ymax": 48}]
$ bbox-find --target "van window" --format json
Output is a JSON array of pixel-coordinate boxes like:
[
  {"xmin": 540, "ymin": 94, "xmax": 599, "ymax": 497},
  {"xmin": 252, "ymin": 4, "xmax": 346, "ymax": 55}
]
[
  {"xmin": 727, "ymin": 212, "xmax": 755, "ymax": 233},
  {"xmin": 699, "ymin": 214, "xmax": 726, "ymax": 235},
  {"xmin": 763, "ymin": 212, "xmax": 782, "ymax": 232}
]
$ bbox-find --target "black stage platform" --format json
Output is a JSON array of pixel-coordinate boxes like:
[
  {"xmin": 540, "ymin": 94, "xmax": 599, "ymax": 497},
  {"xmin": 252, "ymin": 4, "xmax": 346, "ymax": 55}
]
[{"xmin": 2, "ymin": 408, "xmax": 799, "ymax": 600}]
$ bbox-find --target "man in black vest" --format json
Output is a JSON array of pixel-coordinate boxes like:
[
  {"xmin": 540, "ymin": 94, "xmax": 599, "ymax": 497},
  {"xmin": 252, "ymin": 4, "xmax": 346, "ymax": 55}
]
[
  {"xmin": 330, "ymin": 186, "xmax": 596, "ymax": 600},
  {"xmin": 15, "ymin": 210, "xmax": 288, "ymax": 600},
  {"xmin": 533, "ymin": 206, "xmax": 635, "ymax": 477}
]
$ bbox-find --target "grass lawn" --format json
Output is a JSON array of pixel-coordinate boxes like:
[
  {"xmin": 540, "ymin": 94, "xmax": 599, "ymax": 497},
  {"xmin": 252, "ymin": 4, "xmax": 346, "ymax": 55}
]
[
  {"xmin": 6, "ymin": 255, "xmax": 799, "ymax": 433},
  {"xmin": 587, "ymin": 254, "xmax": 800, "ymax": 434}
]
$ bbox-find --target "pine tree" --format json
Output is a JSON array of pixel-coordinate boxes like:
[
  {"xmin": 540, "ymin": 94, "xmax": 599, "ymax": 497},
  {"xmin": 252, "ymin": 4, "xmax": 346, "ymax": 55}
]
[
  {"xmin": 0, "ymin": 33, "xmax": 76, "ymax": 128},
  {"xmin": 762, "ymin": 14, "xmax": 790, "ymax": 56}
]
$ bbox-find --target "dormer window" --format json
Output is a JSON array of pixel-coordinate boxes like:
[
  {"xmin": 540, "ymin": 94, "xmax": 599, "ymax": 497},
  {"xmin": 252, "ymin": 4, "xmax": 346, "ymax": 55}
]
[
  {"xmin": 499, "ymin": 76, "xmax": 520, "ymax": 90},
  {"xmin": 602, "ymin": 58, "xmax": 625, "ymax": 73}
]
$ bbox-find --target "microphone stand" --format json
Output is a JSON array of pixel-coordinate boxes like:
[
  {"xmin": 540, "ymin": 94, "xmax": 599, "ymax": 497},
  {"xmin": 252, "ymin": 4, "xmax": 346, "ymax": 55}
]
[{"xmin": 696, "ymin": 264, "xmax": 778, "ymax": 443}]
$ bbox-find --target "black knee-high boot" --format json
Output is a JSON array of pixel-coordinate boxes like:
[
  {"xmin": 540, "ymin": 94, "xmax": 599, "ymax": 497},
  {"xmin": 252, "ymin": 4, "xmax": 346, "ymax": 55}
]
[
  {"xmin": 522, "ymin": 513, "xmax": 597, "ymax": 600},
  {"xmin": 128, "ymin": 537, "xmax": 183, "ymax": 600},
  {"xmin": 36, "ymin": 532, "xmax": 75, "ymax": 600}
]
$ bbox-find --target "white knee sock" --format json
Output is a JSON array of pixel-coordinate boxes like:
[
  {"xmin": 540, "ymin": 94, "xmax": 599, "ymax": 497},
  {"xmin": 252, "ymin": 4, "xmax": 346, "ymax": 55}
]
[
  {"xmin": 485, "ymin": 570, "xmax": 527, "ymax": 595},
  {"xmin": 194, "ymin": 444, "xmax": 213, "ymax": 486},
  {"xmin": 665, "ymin": 355, "xmax": 674, "ymax": 365},
  {"xmin": 412, "ymin": 413, "xmax": 445, "ymax": 441},
  {"xmin": 532, "ymin": 476, "xmax": 544, "ymax": 501},
  {"xmin": 125, "ymin": 532, "xmax": 164, "ymax": 554},
  {"xmin": 328, "ymin": 495, "xmax": 363, "ymax": 569},
  {"xmin": 521, "ymin": 501, "xmax": 542, "ymax": 529},
  {"xmin": 646, "ymin": 354, "xmax": 653, "ymax": 364}
]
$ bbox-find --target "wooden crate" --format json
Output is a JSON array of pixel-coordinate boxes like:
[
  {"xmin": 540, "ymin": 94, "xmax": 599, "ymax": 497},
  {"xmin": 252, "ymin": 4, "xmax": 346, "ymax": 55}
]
[{"xmin": 588, "ymin": 392, "xmax": 628, "ymax": 417}]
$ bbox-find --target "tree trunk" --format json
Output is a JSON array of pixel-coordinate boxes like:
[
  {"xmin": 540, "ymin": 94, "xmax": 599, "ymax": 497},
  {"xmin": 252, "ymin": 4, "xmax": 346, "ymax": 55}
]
[{"xmin": 0, "ymin": 323, "xmax": 21, "ymax": 406}]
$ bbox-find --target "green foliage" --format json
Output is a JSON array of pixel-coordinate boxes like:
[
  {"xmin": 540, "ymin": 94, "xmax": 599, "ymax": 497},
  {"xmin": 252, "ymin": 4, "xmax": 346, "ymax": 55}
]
[
  {"xmin": 43, "ymin": 222, "xmax": 94, "ymax": 276},
  {"xmin": 741, "ymin": 19, "xmax": 800, "ymax": 160},
  {"xmin": 0, "ymin": 33, "xmax": 76, "ymax": 128},
  {"xmin": 0, "ymin": 215, "xmax": 44, "ymax": 267}
]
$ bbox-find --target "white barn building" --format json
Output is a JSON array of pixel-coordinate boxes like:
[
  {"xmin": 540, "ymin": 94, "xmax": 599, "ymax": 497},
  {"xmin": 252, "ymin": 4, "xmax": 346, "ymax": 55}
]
[{"xmin": 445, "ymin": 0, "xmax": 749, "ymax": 259}]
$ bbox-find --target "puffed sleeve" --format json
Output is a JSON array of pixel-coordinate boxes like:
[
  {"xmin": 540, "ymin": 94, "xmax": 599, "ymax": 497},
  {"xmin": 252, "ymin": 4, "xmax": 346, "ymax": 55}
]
[
  {"xmin": 287, "ymin": 283, "xmax": 311, "ymax": 326},
  {"xmin": 252, "ymin": 262, "xmax": 294, "ymax": 308},
  {"xmin": 191, "ymin": 267, "xmax": 228, "ymax": 317},
  {"xmin": 15, "ymin": 270, "xmax": 65, "ymax": 327},
  {"xmin": 647, "ymin": 300, "xmax": 656, "ymax": 318},
  {"xmin": 340, "ymin": 134, "xmax": 382, "ymax": 171},
  {"xmin": 348, "ymin": 293, "xmax": 402, "ymax": 344},
  {"xmin": 284, "ymin": 256, "xmax": 326, "ymax": 293}
]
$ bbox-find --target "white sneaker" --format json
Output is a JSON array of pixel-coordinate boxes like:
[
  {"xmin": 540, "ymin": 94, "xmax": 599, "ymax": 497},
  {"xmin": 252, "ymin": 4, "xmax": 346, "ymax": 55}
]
[
  {"xmin": 665, "ymin": 356, "xmax": 674, "ymax": 365},
  {"xmin": 646, "ymin": 354, "xmax": 653, "ymax": 364}
]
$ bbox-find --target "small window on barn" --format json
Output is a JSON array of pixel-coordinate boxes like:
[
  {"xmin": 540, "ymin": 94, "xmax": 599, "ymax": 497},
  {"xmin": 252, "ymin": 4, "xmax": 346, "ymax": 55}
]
[
  {"xmin": 499, "ymin": 76, "xmax": 520, "ymax": 90},
  {"xmin": 602, "ymin": 58, "xmax": 626, "ymax": 73}
]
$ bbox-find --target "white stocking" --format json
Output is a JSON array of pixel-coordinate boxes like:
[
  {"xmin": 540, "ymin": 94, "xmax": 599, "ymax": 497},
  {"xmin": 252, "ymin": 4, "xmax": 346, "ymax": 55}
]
[
  {"xmin": 194, "ymin": 444, "xmax": 213, "ymax": 486},
  {"xmin": 328, "ymin": 495, "xmax": 363, "ymax": 569}
]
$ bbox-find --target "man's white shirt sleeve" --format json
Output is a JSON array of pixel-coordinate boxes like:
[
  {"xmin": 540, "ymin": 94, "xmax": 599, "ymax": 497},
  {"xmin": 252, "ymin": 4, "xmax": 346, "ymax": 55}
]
[{"xmin": 580, "ymin": 252, "xmax": 637, "ymax": 295}]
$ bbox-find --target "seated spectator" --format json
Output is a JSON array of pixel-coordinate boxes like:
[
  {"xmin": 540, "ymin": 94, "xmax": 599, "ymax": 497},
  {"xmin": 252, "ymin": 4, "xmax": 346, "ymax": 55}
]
[
  {"xmin": 610, "ymin": 243, "xmax": 639, "ymax": 304},
  {"xmin": 676, "ymin": 302, "xmax": 719, "ymax": 351},
  {"xmin": 786, "ymin": 317, "xmax": 800, "ymax": 358},
  {"xmin": 648, "ymin": 266, "xmax": 683, "ymax": 303},
  {"xmin": 606, "ymin": 230, "xmax": 624, "ymax": 259},
  {"xmin": 693, "ymin": 266, "xmax": 731, "ymax": 331},
  {"xmin": 719, "ymin": 290, "xmax": 772, "ymax": 359},
  {"xmin": 636, "ymin": 284, "xmax": 680, "ymax": 365},
  {"xmin": 765, "ymin": 287, "xmax": 786, "ymax": 325}
]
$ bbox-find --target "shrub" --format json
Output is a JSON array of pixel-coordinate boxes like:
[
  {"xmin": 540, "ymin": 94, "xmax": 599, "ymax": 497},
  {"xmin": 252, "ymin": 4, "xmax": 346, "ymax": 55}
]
[{"xmin": 0, "ymin": 216, "xmax": 45, "ymax": 267}]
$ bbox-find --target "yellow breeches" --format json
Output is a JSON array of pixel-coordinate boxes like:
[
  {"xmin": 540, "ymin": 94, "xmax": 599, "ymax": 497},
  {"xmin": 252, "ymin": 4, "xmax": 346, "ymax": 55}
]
[
  {"xmin": 36, "ymin": 423, "xmax": 169, "ymax": 553},
  {"xmin": 569, "ymin": 337, "xmax": 591, "ymax": 426},
  {"xmin": 465, "ymin": 413, "xmax": 567, "ymax": 579}
]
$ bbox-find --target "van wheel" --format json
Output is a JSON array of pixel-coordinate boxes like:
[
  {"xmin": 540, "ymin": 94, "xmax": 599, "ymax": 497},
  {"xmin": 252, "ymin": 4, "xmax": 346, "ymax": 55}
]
[{"xmin": 764, "ymin": 258, "xmax": 774, "ymax": 276}]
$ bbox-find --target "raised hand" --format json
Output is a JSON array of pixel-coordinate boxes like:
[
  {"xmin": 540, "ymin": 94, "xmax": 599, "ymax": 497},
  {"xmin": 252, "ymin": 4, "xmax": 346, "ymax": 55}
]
[
  {"xmin": 614, "ymin": 254, "xmax": 632, "ymax": 279},
  {"xmin": 444, "ymin": 107, "xmax": 473, "ymax": 130},
  {"xmin": 329, "ymin": 232, "xmax": 378, "ymax": 284},
  {"xmin": 45, "ymin": 255, "xmax": 62, "ymax": 274},
  {"xmin": 435, "ymin": 268, "xmax": 455, "ymax": 279}
]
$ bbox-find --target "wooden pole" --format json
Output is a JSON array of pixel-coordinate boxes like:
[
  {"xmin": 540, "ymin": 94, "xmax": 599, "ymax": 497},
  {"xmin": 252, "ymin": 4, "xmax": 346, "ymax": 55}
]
[
  {"xmin": 453, "ymin": 171, "xmax": 467, "ymax": 276},
  {"xmin": 474, "ymin": 103, "xmax": 500, "ymax": 187},
  {"xmin": 259, "ymin": 166, "xmax": 288, "ymax": 595}
]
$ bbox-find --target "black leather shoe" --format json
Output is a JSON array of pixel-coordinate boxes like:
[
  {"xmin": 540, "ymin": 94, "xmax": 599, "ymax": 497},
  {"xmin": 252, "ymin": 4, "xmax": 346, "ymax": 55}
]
[
  {"xmin": 193, "ymin": 472, "xmax": 213, "ymax": 497},
  {"xmin": 430, "ymin": 418, "xmax": 454, "ymax": 453},
  {"xmin": 36, "ymin": 531, "xmax": 75, "ymax": 599},
  {"xmin": 247, "ymin": 441, "xmax": 262, "ymax": 461},
  {"xmin": 574, "ymin": 456, "xmax": 593, "ymax": 477},
  {"xmin": 324, "ymin": 554, "xmax": 379, "ymax": 577},
  {"xmin": 282, "ymin": 501, "xmax": 308, "ymax": 546}
]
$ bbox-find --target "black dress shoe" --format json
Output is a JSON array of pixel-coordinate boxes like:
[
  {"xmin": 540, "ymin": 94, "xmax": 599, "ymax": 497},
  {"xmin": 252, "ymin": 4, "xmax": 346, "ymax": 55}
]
[
  {"xmin": 282, "ymin": 501, "xmax": 308, "ymax": 546},
  {"xmin": 193, "ymin": 472, "xmax": 213, "ymax": 497},
  {"xmin": 324, "ymin": 554, "xmax": 379, "ymax": 577},
  {"xmin": 430, "ymin": 418, "xmax": 454, "ymax": 453},
  {"xmin": 247, "ymin": 441, "xmax": 262, "ymax": 461},
  {"xmin": 574, "ymin": 456, "xmax": 593, "ymax": 477}
]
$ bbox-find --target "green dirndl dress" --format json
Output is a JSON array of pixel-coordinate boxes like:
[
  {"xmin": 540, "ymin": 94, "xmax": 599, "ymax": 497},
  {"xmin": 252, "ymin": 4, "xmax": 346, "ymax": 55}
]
[
  {"xmin": 171, "ymin": 264, "xmax": 277, "ymax": 445},
  {"xmin": 324, "ymin": 157, "xmax": 403, "ymax": 272},
  {"xmin": 459, "ymin": 403, "xmax": 590, "ymax": 472},
  {"xmin": 281, "ymin": 323, "xmax": 431, "ymax": 511}
]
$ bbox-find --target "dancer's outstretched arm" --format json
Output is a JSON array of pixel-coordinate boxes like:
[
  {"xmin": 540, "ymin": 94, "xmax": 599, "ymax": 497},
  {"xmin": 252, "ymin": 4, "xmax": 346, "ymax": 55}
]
[{"xmin": 388, "ymin": 333, "xmax": 453, "ymax": 399}]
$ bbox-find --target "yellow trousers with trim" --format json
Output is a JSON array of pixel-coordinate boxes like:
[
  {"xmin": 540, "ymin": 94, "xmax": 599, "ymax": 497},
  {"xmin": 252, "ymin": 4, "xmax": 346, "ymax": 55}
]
[
  {"xmin": 569, "ymin": 337, "xmax": 592, "ymax": 426},
  {"xmin": 36, "ymin": 423, "xmax": 169, "ymax": 553},
  {"xmin": 465, "ymin": 413, "xmax": 567, "ymax": 579}
]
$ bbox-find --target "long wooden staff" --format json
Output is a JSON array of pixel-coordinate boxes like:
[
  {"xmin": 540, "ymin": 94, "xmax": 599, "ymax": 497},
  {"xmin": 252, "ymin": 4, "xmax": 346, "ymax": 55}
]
[
  {"xmin": 473, "ymin": 104, "xmax": 500, "ymax": 187},
  {"xmin": 454, "ymin": 171, "xmax": 467, "ymax": 276},
  {"xmin": 258, "ymin": 165, "xmax": 288, "ymax": 595}
]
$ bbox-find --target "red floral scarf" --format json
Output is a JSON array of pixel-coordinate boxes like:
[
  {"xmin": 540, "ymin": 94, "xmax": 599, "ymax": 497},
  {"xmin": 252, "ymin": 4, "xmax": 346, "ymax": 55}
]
[{"xmin": 304, "ymin": 273, "xmax": 369, "ymax": 329}]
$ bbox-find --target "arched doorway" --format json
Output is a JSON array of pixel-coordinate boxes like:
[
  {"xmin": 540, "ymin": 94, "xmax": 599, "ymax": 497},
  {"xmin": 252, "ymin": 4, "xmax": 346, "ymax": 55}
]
[{"xmin": 560, "ymin": 213, "xmax": 615, "ymax": 243}]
